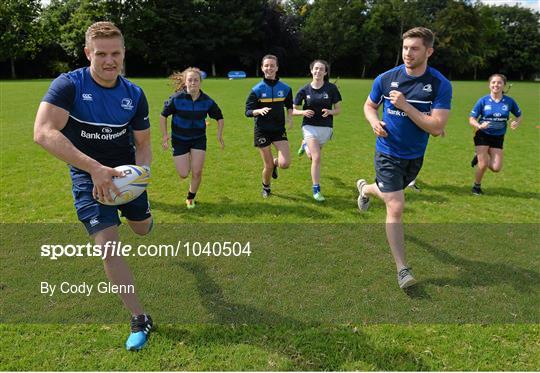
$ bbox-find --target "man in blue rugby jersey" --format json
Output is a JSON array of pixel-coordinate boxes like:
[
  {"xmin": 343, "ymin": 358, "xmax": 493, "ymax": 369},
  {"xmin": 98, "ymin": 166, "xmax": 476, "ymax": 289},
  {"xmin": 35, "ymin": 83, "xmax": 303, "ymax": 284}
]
[
  {"xmin": 34, "ymin": 22, "xmax": 153, "ymax": 350},
  {"xmin": 357, "ymin": 27, "xmax": 452, "ymax": 289}
]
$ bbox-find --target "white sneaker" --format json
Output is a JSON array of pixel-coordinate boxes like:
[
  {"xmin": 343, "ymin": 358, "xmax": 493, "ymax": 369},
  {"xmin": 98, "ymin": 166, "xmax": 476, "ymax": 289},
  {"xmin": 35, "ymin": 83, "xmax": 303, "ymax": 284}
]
[
  {"xmin": 356, "ymin": 179, "xmax": 370, "ymax": 211},
  {"xmin": 397, "ymin": 267, "xmax": 417, "ymax": 289}
]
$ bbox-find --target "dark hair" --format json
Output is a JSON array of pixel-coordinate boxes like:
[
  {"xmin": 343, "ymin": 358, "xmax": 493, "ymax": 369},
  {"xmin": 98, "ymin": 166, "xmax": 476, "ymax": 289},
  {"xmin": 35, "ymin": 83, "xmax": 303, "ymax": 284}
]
[
  {"xmin": 309, "ymin": 59, "xmax": 330, "ymax": 81},
  {"xmin": 261, "ymin": 54, "xmax": 278, "ymax": 66},
  {"xmin": 402, "ymin": 27, "xmax": 434, "ymax": 48}
]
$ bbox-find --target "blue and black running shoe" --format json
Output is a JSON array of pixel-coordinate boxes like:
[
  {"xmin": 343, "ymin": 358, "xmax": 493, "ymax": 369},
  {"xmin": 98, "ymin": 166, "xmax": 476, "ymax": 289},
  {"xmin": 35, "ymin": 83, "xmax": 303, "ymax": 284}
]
[{"xmin": 125, "ymin": 314, "xmax": 153, "ymax": 351}]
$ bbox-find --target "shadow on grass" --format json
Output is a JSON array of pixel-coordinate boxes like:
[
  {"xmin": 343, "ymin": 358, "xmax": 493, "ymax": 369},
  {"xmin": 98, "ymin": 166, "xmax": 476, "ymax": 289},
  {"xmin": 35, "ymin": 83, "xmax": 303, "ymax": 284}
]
[
  {"xmin": 151, "ymin": 199, "xmax": 333, "ymax": 219},
  {"xmin": 420, "ymin": 182, "xmax": 540, "ymax": 200},
  {"xmin": 158, "ymin": 261, "xmax": 430, "ymax": 370},
  {"xmin": 407, "ymin": 235, "xmax": 540, "ymax": 294}
]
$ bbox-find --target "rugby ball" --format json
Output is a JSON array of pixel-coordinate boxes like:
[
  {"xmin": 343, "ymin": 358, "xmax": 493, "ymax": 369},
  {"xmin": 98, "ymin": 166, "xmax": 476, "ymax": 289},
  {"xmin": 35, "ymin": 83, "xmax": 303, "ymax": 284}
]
[{"xmin": 99, "ymin": 165, "xmax": 150, "ymax": 206}]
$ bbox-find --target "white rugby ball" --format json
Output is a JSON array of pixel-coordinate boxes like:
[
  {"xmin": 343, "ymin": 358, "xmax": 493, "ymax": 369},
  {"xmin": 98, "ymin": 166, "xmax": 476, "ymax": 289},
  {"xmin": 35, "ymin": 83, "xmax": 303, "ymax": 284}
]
[{"xmin": 99, "ymin": 165, "xmax": 150, "ymax": 206}]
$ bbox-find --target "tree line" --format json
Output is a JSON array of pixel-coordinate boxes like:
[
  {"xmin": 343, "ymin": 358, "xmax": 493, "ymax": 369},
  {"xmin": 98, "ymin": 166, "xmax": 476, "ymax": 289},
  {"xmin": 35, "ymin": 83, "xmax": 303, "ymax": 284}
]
[{"xmin": 1, "ymin": 0, "xmax": 539, "ymax": 80}]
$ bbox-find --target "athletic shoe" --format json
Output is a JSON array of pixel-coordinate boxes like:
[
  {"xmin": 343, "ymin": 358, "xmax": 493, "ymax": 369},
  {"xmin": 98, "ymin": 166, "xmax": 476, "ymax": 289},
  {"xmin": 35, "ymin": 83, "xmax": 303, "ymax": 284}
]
[
  {"xmin": 472, "ymin": 185, "xmax": 483, "ymax": 195},
  {"xmin": 125, "ymin": 314, "xmax": 153, "ymax": 351},
  {"xmin": 397, "ymin": 267, "xmax": 417, "ymax": 289},
  {"xmin": 272, "ymin": 165, "xmax": 278, "ymax": 179},
  {"xmin": 313, "ymin": 192, "xmax": 325, "ymax": 202},
  {"xmin": 297, "ymin": 143, "xmax": 306, "ymax": 157},
  {"xmin": 186, "ymin": 199, "xmax": 195, "ymax": 209},
  {"xmin": 407, "ymin": 183, "xmax": 421, "ymax": 192},
  {"xmin": 471, "ymin": 154, "xmax": 478, "ymax": 167},
  {"xmin": 262, "ymin": 189, "xmax": 271, "ymax": 198},
  {"xmin": 356, "ymin": 179, "xmax": 370, "ymax": 211}
]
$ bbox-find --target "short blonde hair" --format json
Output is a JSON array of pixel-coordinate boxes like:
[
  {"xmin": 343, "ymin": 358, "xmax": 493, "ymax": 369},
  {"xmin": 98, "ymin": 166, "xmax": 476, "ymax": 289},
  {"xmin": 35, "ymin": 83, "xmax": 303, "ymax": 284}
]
[{"xmin": 85, "ymin": 21, "xmax": 124, "ymax": 48}]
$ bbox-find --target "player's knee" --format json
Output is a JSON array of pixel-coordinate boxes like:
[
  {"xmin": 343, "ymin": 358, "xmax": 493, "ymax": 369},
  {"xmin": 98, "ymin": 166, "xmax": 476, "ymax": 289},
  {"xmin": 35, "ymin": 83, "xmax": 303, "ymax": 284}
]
[
  {"xmin": 279, "ymin": 160, "xmax": 290, "ymax": 169},
  {"xmin": 311, "ymin": 153, "xmax": 321, "ymax": 164},
  {"xmin": 178, "ymin": 170, "xmax": 189, "ymax": 179},
  {"xmin": 386, "ymin": 200, "xmax": 404, "ymax": 217},
  {"xmin": 192, "ymin": 170, "xmax": 203, "ymax": 180},
  {"xmin": 490, "ymin": 165, "xmax": 502, "ymax": 173},
  {"xmin": 132, "ymin": 219, "xmax": 153, "ymax": 236}
]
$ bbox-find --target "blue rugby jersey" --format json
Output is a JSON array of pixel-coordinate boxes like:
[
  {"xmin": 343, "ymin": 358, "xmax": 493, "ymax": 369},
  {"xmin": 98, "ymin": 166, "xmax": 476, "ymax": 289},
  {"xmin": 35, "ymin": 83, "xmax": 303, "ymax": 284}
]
[
  {"xmin": 161, "ymin": 89, "xmax": 223, "ymax": 141},
  {"xmin": 294, "ymin": 81, "xmax": 342, "ymax": 128},
  {"xmin": 245, "ymin": 78, "xmax": 293, "ymax": 132},
  {"xmin": 42, "ymin": 67, "xmax": 150, "ymax": 168},
  {"xmin": 369, "ymin": 64, "xmax": 452, "ymax": 159},
  {"xmin": 469, "ymin": 95, "xmax": 521, "ymax": 136}
]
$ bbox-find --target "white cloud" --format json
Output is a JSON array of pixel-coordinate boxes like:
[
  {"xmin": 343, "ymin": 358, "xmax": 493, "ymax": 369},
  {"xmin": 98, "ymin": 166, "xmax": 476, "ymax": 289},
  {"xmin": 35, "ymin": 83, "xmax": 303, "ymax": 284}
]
[{"xmin": 480, "ymin": 0, "xmax": 540, "ymax": 12}]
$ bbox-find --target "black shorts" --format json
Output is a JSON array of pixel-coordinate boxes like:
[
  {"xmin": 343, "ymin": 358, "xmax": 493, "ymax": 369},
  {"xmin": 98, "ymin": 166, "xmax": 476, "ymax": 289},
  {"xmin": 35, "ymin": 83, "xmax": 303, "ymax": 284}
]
[
  {"xmin": 172, "ymin": 136, "xmax": 207, "ymax": 156},
  {"xmin": 374, "ymin": 152, "xmax": 424, "ymax": 193},
  {"xmin": 71, "ymin": 172, "xmax": 151, "ymax": 235},
  {"xmin": 474, "ymin": 130, "xmax": 504, "ymax": 149},
  {"xmin": 254, "ymin": 127, "xmax": 288, "ymax": 147}
]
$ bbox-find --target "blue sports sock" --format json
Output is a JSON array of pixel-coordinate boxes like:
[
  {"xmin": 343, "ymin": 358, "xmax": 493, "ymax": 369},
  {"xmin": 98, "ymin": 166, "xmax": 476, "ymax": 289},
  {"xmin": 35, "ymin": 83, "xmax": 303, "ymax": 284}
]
[{"xmin": 313, "ymin": 184, "xmax": 320, "ymax": 194}]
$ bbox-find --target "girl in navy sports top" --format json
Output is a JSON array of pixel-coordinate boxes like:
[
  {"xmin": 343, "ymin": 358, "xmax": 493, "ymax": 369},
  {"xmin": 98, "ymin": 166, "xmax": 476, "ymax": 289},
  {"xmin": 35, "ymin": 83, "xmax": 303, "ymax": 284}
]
[{"xmin": 160, "ymin": 67, "xmax": 224, "ymax": 208}]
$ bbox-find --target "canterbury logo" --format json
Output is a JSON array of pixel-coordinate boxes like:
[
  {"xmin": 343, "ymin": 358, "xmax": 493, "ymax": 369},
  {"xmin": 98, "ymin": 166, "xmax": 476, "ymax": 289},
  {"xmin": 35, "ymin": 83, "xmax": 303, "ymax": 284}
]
[{"xmin": 82, "ymin": 93, "xmax": 93, "ymax": 101}]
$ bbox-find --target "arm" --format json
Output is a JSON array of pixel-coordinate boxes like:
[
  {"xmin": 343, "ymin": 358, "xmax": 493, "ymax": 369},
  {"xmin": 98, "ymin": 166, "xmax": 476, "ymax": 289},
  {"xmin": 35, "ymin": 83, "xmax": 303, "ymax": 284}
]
[
  {"xmin": 159, "ymin": 115, "xmax": 170, "ymax": 150},
  {"xmin": 216, "ymin": 118, "xmax": 225, "ymax": 149},
  {"xmin": 469, "ymin": 116, "xmax": 489, "ymax": 130},
  {"xmin": 286, "ymin": 108, "xmax": 293, "ymax": 129},
  {"xmin": 33, "ymin": 102, "xmax": 122, "ymax": 201},
  {"xmin": 322, "ymin": 101, "xmax": 341, "ymax": 117},
  {"xmin": 293, "ymin": 105, "xmax": 314, "ymax": 117},
  {"xmin": 389, "ymin": 90, "xmax": 448, "ymax": 136},
  {"xmin": 363, "ymin": 97, "xmax": 387, "ymax": 137},
  {"xmin": 133, "ymin": 128, "xmax": 152, "ymax": 168},
  {"xmin": 510, "ymin": 115, "xmax": 522, "ymax": 130},
  {"xmin": 245, "ymin": 90, "xmax": 271, "ymax": 117}
]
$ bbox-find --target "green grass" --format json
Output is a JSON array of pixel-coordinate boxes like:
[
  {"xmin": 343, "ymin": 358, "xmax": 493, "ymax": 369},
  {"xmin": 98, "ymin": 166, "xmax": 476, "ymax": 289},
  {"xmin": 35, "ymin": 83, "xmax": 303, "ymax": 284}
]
[{"xmin": 0, "ymin": 78, "xmax": 539, "ymax": 370}]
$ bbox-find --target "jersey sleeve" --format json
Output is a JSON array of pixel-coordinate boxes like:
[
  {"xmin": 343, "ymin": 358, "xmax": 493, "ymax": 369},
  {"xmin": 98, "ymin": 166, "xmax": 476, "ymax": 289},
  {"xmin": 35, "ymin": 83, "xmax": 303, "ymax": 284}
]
[
  {"xmin": 331, "ymin": 84, "xmax": 342, "ymax": 104},
  {"xmin": 293, "ymin": 87, "xmax": 305, "ymax": 106},
  {"xmin": 368, "ymin": 75, "xmax": 384, "ymax": 105},
  {"xmin": 432, "ymin": 79, "xmax": 452, "ymax": 110},
  {"xmin": 510, "ymin": 98, "xmax": 522, "ymax": 117},
  {"xmin": 161, "ymin": 95, "xmax": 176, "ymax": 117},
  {"xmin": 245, "ymin": 90, "xmax": 258, "ymax": 117},
  {"xmin": 42, "ymin": 74, "xmax": 75, "ymax": 112},
  {"xmin": 469, "ymin": 98, "xmax": 483, "ymax": 118},
  {"xmin": 208, "ymin": 100, "xmax": 224, "ymax": 120},
  {"xmin": 131, "ymin": 90, "xmax": 150, "ymax": 131},
  {"xmin": 284, "ymin": 89, "xmax": 293, "ymax": 109}
]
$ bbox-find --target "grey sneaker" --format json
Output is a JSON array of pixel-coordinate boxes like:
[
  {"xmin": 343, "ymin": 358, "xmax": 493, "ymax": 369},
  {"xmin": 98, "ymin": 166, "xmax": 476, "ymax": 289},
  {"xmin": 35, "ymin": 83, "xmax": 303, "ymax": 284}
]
[
  {"xmin": 356, "ymin": 179, "xmax": 370, "ymax": 211},
  {"xmin": 262, "ymin": 188, "xmax": 271, "ymax": 198},
  {"xmin": 397, "ymin": 267, "xmax": 417, "ymax": 289}
]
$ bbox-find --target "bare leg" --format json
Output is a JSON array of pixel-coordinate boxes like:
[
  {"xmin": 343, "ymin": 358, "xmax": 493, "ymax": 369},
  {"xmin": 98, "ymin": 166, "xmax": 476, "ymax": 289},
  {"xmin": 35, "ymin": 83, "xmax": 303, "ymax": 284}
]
[
  {"xmin": 188, "ymin": 149, "xmax": 206, "ymax": 193},
  {"xmin": 258, "ymin": 145, "xmax": 274, "ymax": 186},
  {"xmin": 95, "ymin": 225, "xmax": 147, "ymax": 316},
  {"xmin": 306, "ymin": 138, "xmax": 321, "ymax": 185}
]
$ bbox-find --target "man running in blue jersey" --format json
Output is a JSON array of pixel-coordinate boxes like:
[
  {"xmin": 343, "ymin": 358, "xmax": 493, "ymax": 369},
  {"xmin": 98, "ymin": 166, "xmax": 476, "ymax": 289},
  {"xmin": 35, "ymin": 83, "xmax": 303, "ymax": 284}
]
[
  {"xmin": 357, "ymin": 27, "xmax": 452, "ymax": 289},
  {"xmin": 34, "ymin": 22, "xmax": 153, "ymax": 350}
]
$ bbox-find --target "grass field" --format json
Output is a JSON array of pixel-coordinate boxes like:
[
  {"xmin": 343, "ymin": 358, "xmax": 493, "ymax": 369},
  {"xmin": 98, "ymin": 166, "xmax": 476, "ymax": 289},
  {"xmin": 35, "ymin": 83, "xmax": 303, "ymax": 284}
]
[{"xmin": 0, "ymin": 77, "xmax": 539, "ymax": 370}]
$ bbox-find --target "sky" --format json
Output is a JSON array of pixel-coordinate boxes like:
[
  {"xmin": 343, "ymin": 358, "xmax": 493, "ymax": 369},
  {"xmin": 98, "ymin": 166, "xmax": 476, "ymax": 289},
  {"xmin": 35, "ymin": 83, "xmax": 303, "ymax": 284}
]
[{"xmin": 480, "ymin": 0, "xmax": 540, "ymax": 12}]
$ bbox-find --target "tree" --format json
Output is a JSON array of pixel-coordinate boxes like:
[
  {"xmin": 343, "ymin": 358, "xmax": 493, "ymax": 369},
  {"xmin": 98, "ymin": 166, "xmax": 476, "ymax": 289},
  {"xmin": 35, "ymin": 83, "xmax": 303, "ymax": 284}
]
[
  {"xmin": 488, "ymin": 5, "xmax": 540, "ymax": 80},
  {"xmin": 0, "ymin": 0, "xmax": 41, "ymax": 78},
  {"xmin": 300, "ymin": 0, "xmax": 367, "ymax": 74},
  {"xmin": 432, "ymin": 0, "xmax": 488, "ymax": 79}
]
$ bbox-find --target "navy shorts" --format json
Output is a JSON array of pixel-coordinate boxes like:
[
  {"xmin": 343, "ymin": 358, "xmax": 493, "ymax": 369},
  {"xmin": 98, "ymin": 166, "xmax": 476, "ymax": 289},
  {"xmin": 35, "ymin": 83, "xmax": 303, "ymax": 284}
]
[
  {"xmin": 474, "ymin": 130, "xmax": 504, "ymax": 149},
  {"xmin": 173, "ymin": 136, "xmax": 207, "ymax": 156},
  {"xmin": 374, "ymin": 152, "xmax": 423, "ymax": 193},
  {"xmin": 254, "ymin": 127, "xmax": 288, "ymax": 147},
  {"xmin": 71, "ymin": 171, "xmax": 151, "ymax": 235}
]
